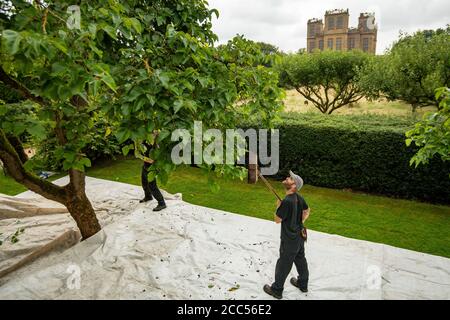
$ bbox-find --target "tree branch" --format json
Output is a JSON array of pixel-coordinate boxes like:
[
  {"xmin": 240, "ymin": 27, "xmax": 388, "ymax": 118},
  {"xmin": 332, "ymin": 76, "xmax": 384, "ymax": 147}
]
[
  {"xmin": 296, "ymin": 87, "xmax": 325, "ymax": 113},
  {"xmin": 0, "ymin": 66, "xmax": 47, "ymax": 106},
  {"xmin": 0, "ymin": 129, "xmax": 67, "ymax": 203},
  {"xmin": 329, "ymin": 85, "xmax": 364, "ymax": 114},
  {"xmin": 6, "ymin": 134, "xmax": 28, "ymax": 164},
  {"xmin": 54, "ymin": 110, "xmax": 67, "ymax": 145}
]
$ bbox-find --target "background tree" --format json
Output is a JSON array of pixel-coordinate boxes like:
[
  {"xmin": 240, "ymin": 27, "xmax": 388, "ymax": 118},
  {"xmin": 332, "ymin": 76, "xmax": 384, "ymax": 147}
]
[
  {"xmin": 397, "ymin": 25, "xmax": 450, "ymax": 43},
  {"xmin": 277, "ymin": 50, "xmax": 369, "ymax": 114},
  {"xmin": 358, "ymin": 28, "xmax": 450, "ymax": 112},
  {"xmin": 254, "ymin": 41, "xmax": 282, "ymax": 67},
  {"xmin": 406, "ymin": 87, "xmax": 450, "ymax": 170},
  {"xmin": 0, "ymin": 0, "xmax": 283, "ymax": 239}
]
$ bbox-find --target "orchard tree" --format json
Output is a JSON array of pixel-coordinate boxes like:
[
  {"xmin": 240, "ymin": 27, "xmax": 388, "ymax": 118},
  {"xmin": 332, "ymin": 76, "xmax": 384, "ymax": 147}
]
[
  {"xmin": 0, "ymin": 0, "xmax": 283, "ymax": 239},
  {"xmin": 277, "ymin": 50, "xmax": 369, "ymax": 114},
  {"xmin": 358, "ymin": 29, "xmax": 450, "ymax": 112}
]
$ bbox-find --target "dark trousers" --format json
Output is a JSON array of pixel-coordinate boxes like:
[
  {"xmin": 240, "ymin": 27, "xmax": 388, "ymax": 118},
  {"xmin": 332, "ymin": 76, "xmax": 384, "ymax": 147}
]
[
  {"xmin": 271, "ymin": 237, "xmax": 309, "ymax": 294},
  {"xmin": 141, "ymin": 163, "xmax": 165, "ymax": 206}
]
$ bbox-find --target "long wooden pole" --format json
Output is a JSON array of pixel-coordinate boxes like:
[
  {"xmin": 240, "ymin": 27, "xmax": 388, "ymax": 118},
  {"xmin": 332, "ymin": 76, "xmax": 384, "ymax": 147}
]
[{"xmin": 258, "ymin": 172, "xmax": 282, "ymax": 201}]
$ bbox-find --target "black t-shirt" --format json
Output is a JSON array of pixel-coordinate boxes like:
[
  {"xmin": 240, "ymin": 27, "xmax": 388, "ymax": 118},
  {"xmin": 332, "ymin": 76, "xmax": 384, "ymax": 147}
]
[{"xmin": 276, "ymin": 193, "xmax": 309, "ymax": 240}]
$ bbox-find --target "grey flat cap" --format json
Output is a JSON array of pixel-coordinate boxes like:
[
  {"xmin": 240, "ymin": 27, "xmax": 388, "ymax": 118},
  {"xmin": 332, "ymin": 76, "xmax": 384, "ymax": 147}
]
[{"xmin": 289, "ymin": 170, "xmax": 304, "ymax": 191}]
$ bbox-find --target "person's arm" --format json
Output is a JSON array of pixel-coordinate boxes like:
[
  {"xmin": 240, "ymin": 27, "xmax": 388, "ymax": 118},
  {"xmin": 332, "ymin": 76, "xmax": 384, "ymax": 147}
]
[
  {"xmin": 274, "ymin": 199, "xmax": 282, "ymax": 224},
  {"xmin": 302, "ymin": 208, "xmax": 310, "ymax": 223},
  {"xmin": 301, "ymin": 197, "xmax": 310, "ymax": 223},
  {"xmin": 275, "ymin": 198, "xmax": 290, "ymax": 224}
]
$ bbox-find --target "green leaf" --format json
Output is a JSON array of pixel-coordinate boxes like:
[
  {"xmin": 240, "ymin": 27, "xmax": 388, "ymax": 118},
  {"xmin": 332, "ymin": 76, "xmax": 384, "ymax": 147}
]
[
  {"xmin": 64, "ymin": 152, "xmax": 77, "ymax": 163},
  {"xmin": 157, "ymin": 129, "xmax": 170, "ymax": 143},
  {"xmin": 121, "ymin": 104, "xmax": 130, "ymax": 116},
  {"xmin": 146, "ymin": 94, "xmax": 156, "ymax": 106},
  {"xmin": 156, "ymin": 16, "xmax": 165, "ymax": 26},
  {"xmin": 135, "ymin": 97, "xmax": 147, "ymax": 111},
  {"xmin": 405, "ymin": 138, "xmax": 412, "ymax": 147},
  {"xmin": 197, "ymin": 77, "xmax": 208, "ymax": 88},
  {"xmin": 126, "ymin": 86, "xmax": 144, "ymax": 102},
  {"xmin": 90, "ymin": 80, "xmax": 101, "ymax": 96},
  {"xmin": 88, "ymin": 24, "xmax": 97, "ymax": 38},
  {"xmin": 228, "ymin": 284, "xmax": 240, "ymax": 292},
  {"xmin": 51, "ymin": 62, "xmax": 67, "ymax": 76},
  {"xmin": 115, "ymin": 128, "xmax": 131, "ymax": 144},
  {"xmin": 79, "ymin": 157, "xmax": 92, "ymax": 168},
  {"xmin": 122, "ymin": 144, "xmax": 134, "ymax": 156},
  {"xmin": 92, "ymin": 65, "xmax": 117, "ymax": 93},
  {"xmin": 50, "ymin": 39, "xmax": 68, "ymax": 55},
  {"xmin": 146, "ymin": 170, "xmax": 156, "ymax": 182},
  {"xmin": 157, "ymin": 71, "xmax": 170, "ymax": 88},
  {"xmin": 156, "ymin": 169, "xmax": 169, "ymax": 185},
  {"xmin": 12, "ymin": 123, "xmax": 26, "ymax": 136},
  {"xmin": 27, "ymin": 123, "xmax": 46, "ymax": 139},
  {"xmin": 2, "ymin": 30, "xmax": 22, "ymax": 55},
  {"xmin": 210, "ymin": 9, "xmax": 219, "ymax": 19},
  {"xmin": 100, "ymin": 73, "xmax": 117, "ymax": 92},
  {"xmin": 101, "ymin": 25, "xmax": 118, "ymax": 39},
  {"xmin": 127, "ymin": 17, "xmax": 142, "ymax": 34},
  {"xmin": 173, "ymin": 99, "xmax": 183, "ymax": 113}
]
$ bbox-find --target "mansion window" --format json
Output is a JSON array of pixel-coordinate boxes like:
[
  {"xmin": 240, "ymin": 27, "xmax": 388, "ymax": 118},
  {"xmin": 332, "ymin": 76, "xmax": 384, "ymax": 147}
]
[
  {"xmin": 336, "ymin": 38, "xmax": 342, "ymax": 50},
  {"xmin": 327, "ymin": 38, "xmax": 333, "ymax": 49},
  {"xmin": 308, "ymin": 25, "xmax": 315, "ymax": 37},
  {"xmin": 348, "ymin": 38, "xmax": 355, "ymax": 49},
  {"xmin": 328, "ymin": 17, "xmax": 335, "ymax": 30},
  {"xmin": 336, "ymin": 16, "xmax": 344, "ymax": 29},
  {"xmin": 363, "ymin": 38, "xmax": 369, "ymax": 52}
]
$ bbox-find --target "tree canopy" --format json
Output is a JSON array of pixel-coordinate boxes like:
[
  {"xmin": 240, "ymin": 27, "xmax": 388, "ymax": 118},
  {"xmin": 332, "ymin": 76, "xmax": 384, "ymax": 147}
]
[
  {"xmin": 277, "ymin": 50, "xmax": 369, "ymax": 114},
  {"xmin": 0, "ymin": 0, "xmax": 283, "ymax": 239},
  {"xmin": 358, "ymin": 28, "xmax": 450, "ymax": 111}
]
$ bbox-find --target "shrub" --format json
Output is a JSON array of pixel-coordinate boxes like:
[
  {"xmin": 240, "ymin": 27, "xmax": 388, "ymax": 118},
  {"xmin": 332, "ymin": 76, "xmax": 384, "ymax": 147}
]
[{"xmin": 245, "ymin": 112, "xmax": 450, "ymax": 203}]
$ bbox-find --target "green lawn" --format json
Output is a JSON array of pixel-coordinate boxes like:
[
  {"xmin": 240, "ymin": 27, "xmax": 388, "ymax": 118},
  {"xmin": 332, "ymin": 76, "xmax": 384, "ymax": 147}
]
[
  {"xmin": 0, "ymin": 173, "xmax": 29, "ymax": 195},
  {"xmin": 1, "ymin": 158, "xmax": 450, "ymax": 258},
  {"xmin": 0, "ymin": 172, "xmax": 64, "ymax": 195}
]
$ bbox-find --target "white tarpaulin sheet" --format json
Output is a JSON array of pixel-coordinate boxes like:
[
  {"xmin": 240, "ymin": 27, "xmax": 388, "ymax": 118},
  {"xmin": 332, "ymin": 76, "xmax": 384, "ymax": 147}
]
[
  {"xmin": 0, "ymin": 177, "xmax": 180, "ymax": 279},
  {"xmin": 0, "ymin": 177, "xmax": 449, "ymax": 300}
]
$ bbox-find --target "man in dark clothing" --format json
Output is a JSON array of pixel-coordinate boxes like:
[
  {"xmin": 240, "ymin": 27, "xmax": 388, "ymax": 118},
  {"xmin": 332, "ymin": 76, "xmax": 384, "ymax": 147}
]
[
  {"xmin": 263, "ymin": 170, "xmax": 310, "ymax": 299},
  {"xmin": 140, "ymin": 142, "xmax": 167, "ymax": 212}
]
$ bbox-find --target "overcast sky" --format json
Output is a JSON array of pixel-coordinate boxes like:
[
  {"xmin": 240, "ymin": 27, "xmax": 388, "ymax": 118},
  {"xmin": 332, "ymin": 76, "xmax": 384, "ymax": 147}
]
[{"xmin": 208, "ymin": 0, "xmax": 450, "ymax": 54}]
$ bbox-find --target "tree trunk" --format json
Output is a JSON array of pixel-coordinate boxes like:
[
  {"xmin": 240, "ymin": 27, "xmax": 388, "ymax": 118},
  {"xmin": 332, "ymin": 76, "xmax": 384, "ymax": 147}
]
[
  {"xmin": 0, "ymin": 130, "xmax": 101, "ymax": 240},
  {"xmin": 66, "ymin": 169, "xmax": 101, "ymax": 240},
  {"xmin": 66, "ymin": 192, "xmax": 101, "ymax": 239}
]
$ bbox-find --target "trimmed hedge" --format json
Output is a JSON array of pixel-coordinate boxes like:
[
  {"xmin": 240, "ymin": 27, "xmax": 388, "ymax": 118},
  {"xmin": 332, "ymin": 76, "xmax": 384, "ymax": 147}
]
[{"xmin": 245, "ymin": 112, "xmax": 450, "ymax": 204}]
